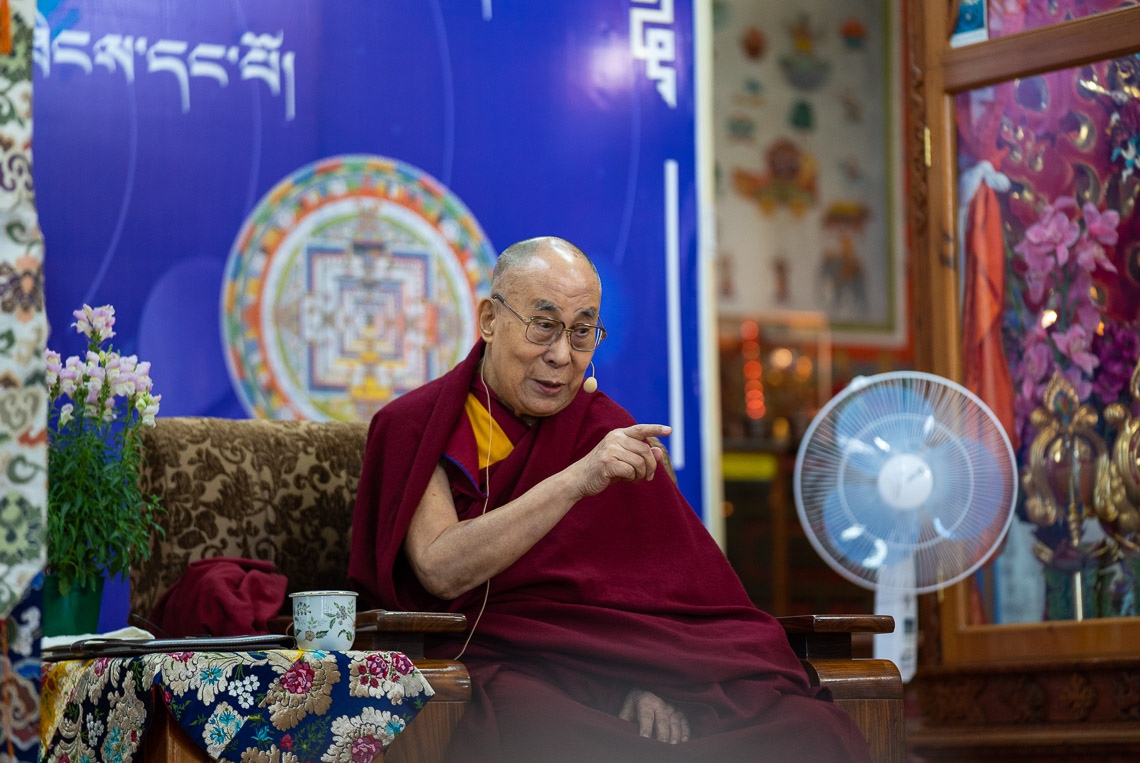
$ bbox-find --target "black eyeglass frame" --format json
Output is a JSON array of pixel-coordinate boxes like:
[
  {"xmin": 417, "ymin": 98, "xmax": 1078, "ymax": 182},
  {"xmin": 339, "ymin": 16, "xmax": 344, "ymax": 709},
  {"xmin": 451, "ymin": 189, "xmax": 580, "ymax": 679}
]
[{"xmin": 492, "ymin": 293, "xmax": 607, "ymax": 352}]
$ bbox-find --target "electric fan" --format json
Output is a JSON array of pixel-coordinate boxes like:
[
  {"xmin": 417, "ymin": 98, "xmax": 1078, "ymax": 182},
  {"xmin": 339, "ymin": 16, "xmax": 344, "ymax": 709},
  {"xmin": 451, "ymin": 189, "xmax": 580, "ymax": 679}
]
[{"xmin": 793, "ymin": 371, "xmax": 1018, "ymax": 680}]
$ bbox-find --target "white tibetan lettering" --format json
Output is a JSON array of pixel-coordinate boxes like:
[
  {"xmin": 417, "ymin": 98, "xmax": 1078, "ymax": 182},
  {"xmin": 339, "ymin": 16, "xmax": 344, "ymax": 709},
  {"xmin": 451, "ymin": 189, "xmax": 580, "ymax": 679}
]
[
  {"xmin": 33, "ymin": 12, "xmax": 50, "ymax": 76},
  {"xmin": 33, "ymin": 14, "xmax": 298, "ymax": 121},
  {"xmin": 239, "ymin": 31, "xmax": 285, "ymax": 94},
  {"xmin": 93, "ymin": 35, "xmax": 137, "ymax": 82},
  {"xmin": 53, "ymin": 29, "xmax": 93, "ymax": 75},
  {"xmin": 239, "ymin": 31, "xmax": 296, "ymax": 121},
  {"xmin": 189, "ymin": 43, "xmax": 231, "ymax": 87},
  {"xmin": 146, "ymin": 39, "xmax": 191, "ymax": 112},
  {"xmin": 629, "ymin": 0, "xmax": 677, "ymax": 108}
]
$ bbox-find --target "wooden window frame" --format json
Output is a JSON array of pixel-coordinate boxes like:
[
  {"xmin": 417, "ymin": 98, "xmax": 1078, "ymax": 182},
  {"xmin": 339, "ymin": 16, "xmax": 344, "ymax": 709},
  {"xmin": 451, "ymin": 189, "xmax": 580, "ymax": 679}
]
[{"xmin": 907, "ymin": 2, "xmax": 1140, "ymax": 667}]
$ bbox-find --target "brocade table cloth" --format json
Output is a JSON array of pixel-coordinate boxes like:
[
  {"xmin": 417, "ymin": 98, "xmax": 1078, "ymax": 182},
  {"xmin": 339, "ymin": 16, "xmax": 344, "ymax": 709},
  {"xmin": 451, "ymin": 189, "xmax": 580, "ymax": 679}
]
[{"xmin": 40, "ymin": 649, "xmax": 433, "ymax": 762}]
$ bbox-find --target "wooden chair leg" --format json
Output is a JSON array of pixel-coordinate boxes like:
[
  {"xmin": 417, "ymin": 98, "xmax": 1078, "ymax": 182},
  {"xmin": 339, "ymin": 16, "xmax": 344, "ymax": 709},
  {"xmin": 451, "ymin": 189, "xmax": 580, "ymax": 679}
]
[{"xmin": 139, "ymin": 694, "xmax": 211, "ymax": 763}]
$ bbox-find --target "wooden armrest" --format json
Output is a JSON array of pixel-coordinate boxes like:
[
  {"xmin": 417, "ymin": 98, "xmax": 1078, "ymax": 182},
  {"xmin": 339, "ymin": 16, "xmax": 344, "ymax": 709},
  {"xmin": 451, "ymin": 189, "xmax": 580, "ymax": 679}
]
[
  {"xmin": 777, "ymin": 614, "xmax": 895, "ymax": 660},
  {"xmin": 800, "ymin": 658, "xmax": 903, "ymax": 700},
  {"xmin": 353, "ymin": 610, "xmax": 467, "ymax": 657},
  {"xmin": 354, "ymin": 609, "xmax": 468, "ymax": 633},
  {"xmin": 268, "ymin": 609, "xmax": 468, "ymax": 659},
  {"xmin": 409, "ymin": 659, "xmax": 473, "ymax": 702}
]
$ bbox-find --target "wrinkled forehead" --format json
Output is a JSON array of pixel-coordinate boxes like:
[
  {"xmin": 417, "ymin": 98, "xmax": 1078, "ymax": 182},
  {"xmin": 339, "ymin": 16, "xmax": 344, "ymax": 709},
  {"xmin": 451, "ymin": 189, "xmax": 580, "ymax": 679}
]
[{"xmin": 499, "ymin": 252, "xmax": 602, "ymax": 319}]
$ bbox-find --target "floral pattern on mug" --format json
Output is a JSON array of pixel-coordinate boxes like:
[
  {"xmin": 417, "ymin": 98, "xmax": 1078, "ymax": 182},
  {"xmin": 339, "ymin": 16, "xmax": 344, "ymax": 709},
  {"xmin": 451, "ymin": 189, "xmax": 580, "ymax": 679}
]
[{"xmin": 291, "ymin": 591, "xmax": 358, "ymax": 650}]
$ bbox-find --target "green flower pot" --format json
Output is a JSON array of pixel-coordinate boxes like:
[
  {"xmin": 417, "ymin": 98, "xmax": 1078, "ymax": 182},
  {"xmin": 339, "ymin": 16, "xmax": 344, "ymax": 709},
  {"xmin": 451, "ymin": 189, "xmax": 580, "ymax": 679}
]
[{"xmin": 42, "ymin": 573, "xmax": 104, "ymax": 637}]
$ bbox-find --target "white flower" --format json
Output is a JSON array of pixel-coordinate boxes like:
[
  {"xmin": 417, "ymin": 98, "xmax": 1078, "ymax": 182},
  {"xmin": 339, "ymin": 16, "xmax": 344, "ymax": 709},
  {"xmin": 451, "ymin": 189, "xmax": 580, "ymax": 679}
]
[
  {"xmin": 46, "ymin": 350, "xmax": 61, "ymax": 387},
  {"xmin": 72, "ymin": 303, "xmax": 116, "ymax": 342},
  {"xmin": 48, "ymin": 302, "xmax": 164, "ymax": 596},
  {"xmin": 135, "ymin": 360, "xmax": 153, "ymax": 393},
  {"xmin": 228, "ymin": 674, "xmax": 261, "ymax": 709},
  {"xmin": 112, "ymin": 371, "xmax": 138, "ymax": 398},
  {"xmin": 86, "ymin": 712, "xmax": 105, "ymax": 739},
  {"xmin": 85, "ymin": 376, "xmax": 103, "ymax": 405},
  {"xmin": 59, "ymin": 357, "xmax": 83, "ymax": 397}
]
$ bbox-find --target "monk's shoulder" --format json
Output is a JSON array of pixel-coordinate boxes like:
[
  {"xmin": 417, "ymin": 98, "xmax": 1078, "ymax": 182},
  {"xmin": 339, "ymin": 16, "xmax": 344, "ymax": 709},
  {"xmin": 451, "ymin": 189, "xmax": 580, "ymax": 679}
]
[
  {"xmin": 366, "ymin": 375, "xmax": 446, "ymax": 439},
  {"xmin": 571, "ymin": 389, "xmax": 638, "ymax": 442}
]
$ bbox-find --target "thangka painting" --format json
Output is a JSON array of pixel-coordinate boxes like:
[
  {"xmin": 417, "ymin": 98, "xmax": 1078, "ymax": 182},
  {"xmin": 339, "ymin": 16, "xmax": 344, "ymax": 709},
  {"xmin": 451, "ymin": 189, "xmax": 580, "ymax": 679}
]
[{"xmin": 713, "ymin": 0, "xmax": 906, "ymax": 346}]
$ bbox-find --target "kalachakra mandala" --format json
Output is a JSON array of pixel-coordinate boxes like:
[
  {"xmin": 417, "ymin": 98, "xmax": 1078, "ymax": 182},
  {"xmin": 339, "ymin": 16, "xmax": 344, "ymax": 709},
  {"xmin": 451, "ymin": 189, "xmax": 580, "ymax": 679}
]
[{"xmin": 222, "ymin": 154, "xmax": 496, "ymax": 421}]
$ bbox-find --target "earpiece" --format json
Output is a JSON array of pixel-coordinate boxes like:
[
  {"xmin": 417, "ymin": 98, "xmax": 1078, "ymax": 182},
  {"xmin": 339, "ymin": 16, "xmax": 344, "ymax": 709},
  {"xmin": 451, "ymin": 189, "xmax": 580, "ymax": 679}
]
[{"xmin": 583, "ymin": 362, "xmax": 598, "ymax": 394}]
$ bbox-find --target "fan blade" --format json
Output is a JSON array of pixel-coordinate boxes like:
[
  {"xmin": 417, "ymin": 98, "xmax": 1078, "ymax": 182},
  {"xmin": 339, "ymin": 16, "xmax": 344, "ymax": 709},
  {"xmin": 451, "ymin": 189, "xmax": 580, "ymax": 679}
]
[
  {"xmin": 923, "ymin": 437, "xmax": 1011, "ymax": 542},
  {"xmin": 842, "ymin": 439, "xmax": 889, "ymax": 481},
  {"xmin": 823, "ymin": 490, "xmax": 876, "ymax": 571},
  {"xmin": 795, "ymin": 371, "xmax": 1018, "ymax": 595},
  {"xmin": 823, "ymin": 489, "xmax": 919, "ymax": 571},
  {"xmin": 835, "ymin": 380, "xmax": 935, "ymax": 442}
]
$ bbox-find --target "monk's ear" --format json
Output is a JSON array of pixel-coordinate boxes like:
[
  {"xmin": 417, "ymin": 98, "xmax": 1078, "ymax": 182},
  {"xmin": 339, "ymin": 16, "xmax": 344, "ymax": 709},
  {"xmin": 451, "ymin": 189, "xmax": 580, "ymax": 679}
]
[{"xmin": 477, "ymin": 298, "xmax": 496, "ymax": 341}]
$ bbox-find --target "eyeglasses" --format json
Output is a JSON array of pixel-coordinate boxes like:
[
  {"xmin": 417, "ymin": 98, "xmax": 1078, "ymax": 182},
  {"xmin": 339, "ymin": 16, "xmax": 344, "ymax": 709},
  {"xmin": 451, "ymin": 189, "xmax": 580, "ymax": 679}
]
[{"xmin": 492, "ymin": 294, "xmax": 607, "ymax": 352}]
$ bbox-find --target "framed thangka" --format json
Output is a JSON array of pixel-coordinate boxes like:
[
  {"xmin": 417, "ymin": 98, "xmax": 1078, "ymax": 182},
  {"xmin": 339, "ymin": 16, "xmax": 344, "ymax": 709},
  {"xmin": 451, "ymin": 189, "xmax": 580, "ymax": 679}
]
[{"xmin": 712, "ymin": 0, "xmax": 906, "ymax": 346}]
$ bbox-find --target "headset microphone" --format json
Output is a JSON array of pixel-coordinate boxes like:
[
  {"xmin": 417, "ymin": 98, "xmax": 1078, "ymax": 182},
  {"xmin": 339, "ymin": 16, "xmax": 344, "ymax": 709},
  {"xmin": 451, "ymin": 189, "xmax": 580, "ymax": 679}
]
[{"xmin": 583, "ymin": 362, "xmax": 598, "ymax": 393}]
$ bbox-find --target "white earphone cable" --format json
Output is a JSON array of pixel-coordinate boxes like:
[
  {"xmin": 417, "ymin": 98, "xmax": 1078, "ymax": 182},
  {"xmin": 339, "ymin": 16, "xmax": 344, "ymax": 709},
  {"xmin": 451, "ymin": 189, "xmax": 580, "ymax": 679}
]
[{"xmin": 454, "ymin": 361, "xmax": 494, "ymax": 660}]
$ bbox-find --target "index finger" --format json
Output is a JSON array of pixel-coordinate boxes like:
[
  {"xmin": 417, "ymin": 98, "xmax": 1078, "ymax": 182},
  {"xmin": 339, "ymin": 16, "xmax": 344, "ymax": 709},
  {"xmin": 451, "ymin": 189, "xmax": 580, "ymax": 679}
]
[{"xmin": 623, "ymin": 423, "xmax": 672, "ymax": 440}]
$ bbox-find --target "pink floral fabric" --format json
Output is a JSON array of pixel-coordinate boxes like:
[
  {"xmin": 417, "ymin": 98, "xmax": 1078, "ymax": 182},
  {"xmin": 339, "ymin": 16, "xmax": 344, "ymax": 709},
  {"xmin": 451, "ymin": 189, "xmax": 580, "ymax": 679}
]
[{"xmin": 40, "ymin": 650, "xmax": 433, "ymax": 762}]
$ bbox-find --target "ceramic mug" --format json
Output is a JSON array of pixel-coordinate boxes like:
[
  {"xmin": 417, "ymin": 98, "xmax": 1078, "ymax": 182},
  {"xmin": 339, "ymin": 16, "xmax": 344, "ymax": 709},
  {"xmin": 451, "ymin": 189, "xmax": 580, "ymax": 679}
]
[{"xmin": 289, "ymin": 590, "xmax": 358, "ymax": 651}]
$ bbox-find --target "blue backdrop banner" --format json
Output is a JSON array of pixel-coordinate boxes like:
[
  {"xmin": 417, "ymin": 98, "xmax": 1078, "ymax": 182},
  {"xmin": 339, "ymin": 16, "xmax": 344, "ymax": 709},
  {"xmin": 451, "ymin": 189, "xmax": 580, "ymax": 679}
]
[{"xmin": 35, "ymin": 1, "xmax": 708, "ymax": 533}]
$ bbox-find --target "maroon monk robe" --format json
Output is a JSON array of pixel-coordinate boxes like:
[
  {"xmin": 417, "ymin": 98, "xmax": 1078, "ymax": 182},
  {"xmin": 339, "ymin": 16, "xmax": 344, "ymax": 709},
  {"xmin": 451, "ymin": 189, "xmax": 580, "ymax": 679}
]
[{"xmin": 349, "ymin": 341, "xmax": 871, "ymax": 762}]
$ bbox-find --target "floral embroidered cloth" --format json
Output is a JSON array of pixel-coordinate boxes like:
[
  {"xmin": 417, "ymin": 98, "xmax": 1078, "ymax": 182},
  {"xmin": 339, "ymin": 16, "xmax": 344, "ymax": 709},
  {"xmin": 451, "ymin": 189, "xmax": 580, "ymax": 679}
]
[{"xmin": 40, "ymin": 650, "xmax": 433, "ymax": 762}]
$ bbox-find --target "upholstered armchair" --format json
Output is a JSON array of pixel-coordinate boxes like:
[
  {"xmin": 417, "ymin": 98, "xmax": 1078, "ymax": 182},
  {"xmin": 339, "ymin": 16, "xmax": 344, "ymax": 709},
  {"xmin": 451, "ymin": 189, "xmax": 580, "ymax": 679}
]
[{"xmin": 131, "ymin": 417, "xmax": 904, "ymax": 762}]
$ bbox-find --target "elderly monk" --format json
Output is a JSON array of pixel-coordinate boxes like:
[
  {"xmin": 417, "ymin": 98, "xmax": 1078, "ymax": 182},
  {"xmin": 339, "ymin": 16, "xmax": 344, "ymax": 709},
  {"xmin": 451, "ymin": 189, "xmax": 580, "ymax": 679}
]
[{"xmin": 348, "ymin": 236, "xmax": 871, "ymax": 762}]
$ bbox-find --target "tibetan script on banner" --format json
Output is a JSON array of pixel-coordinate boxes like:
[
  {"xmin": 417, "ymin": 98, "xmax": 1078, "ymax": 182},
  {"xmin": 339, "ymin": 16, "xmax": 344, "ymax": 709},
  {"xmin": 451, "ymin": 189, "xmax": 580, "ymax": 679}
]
[
  {"xmin": 34, "ymin": 13, "xmax": 297, "ymax": 120},
  {"xmin": 630, "ymin": 0, "xmax": 677, "ymax": 108}
]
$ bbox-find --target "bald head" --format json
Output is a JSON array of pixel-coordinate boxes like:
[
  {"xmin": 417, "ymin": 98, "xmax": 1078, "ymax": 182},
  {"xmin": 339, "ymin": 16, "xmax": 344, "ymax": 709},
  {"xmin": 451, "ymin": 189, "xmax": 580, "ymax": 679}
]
[{"xmin": 491, "ymin": 236, "xmax": 600, "ymax": 296}]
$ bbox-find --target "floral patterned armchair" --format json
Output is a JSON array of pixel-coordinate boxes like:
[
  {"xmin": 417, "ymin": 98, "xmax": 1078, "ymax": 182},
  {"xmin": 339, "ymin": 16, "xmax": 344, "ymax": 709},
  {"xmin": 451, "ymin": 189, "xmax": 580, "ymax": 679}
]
[{"xmin": 130, "ymin": 416, "xmax": 468, "ymax": 762}]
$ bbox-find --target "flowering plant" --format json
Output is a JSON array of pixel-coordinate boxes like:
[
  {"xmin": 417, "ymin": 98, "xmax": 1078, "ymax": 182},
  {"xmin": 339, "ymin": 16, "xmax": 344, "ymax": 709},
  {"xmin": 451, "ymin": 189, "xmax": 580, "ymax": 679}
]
[
  {"xmin": 1007, "ymin": 195, "xmax": 1133, "ymax": 448},
  {"xmin": 45, "ymin": 304, "xmax": 164, "ymax": 596}
]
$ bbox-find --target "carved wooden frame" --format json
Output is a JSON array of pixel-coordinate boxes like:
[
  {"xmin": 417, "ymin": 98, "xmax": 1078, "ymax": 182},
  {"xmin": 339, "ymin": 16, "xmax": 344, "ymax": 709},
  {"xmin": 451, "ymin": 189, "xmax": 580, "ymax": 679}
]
[
  {"xmin": 905, "ymin": 2, "xmax": 1140, "ymax": 757},
  {"xmin": 906, "ymin": 0, "xmax": 1140, "ymax": 665}
]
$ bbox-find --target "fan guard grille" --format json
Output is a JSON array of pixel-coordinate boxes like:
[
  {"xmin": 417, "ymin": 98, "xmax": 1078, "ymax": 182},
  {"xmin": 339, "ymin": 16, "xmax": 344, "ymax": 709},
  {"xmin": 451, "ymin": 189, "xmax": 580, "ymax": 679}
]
[{"xmin": 793, "ymin": 371, "xmax": 1017, "ymax": 594}]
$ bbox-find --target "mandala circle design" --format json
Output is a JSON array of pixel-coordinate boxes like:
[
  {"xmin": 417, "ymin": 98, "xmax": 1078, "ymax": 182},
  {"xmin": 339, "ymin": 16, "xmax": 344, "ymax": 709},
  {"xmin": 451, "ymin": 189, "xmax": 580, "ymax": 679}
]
[{"xmin": 222, "ymin": 154, "xmax": 496, "ymax": 421}]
